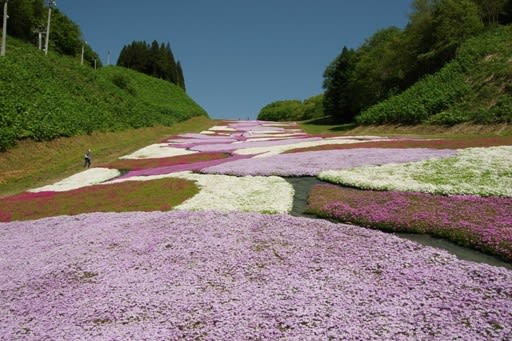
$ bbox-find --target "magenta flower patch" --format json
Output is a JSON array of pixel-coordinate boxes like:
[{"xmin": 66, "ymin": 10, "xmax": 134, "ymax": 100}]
[
  {"xmin": 308, "ymin": 184, "xmax": 512, "ymax": 261},
  {"xmin": 118, "ymin": 154, "xmax": 252, "ymax": 179},
  {"xmin": 1, "ymin": 211, "xmax": 511, "ymax": 339}
]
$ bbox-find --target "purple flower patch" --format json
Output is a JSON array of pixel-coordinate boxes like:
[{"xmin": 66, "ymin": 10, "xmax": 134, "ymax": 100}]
[
  {"xmin": 1, "ymin": 211, "xmax": 511, "ymax": 339},
  {"xmin": 118, "ymin": 154, "xmax": 252, "ymax": 178},
  {"xmin": 202, "ymin": 148, "xmax": 457, "ymax": 176}
]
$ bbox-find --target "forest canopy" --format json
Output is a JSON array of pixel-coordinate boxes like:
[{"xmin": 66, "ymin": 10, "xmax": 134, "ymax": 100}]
[
  {"xmin": 322, "ymin": 0, "xmax": 512, "ymax": 123},
  {"xmin": 1, "ymin": 0, "xmax": 101, "ymax": 66}
]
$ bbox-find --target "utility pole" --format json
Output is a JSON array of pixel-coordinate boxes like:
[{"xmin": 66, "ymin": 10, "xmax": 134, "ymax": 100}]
[
  {"xmin": 1, "ymin": 0, "xmax": 8, "ymax": 57},
  {"xmin": 38, "ymin": 31, "xmax": 43, "ymax": 50},
  {"xmin": 81, "ymin": 41, "xmax": 86, "ymax": 65},
  {"xmin": 33, "ymin": 26, "xmax": 45, "ymax": 50},
  {"xmin": 44, "ymin": 0, "xmax": 56, "ymax": 55}
]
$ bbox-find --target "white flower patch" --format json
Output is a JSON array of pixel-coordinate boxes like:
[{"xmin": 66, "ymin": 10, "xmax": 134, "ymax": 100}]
[
  {"xmin": 328, "ymin": 135, "xmax": 385, "ymax": 140},
  {"xmin": 319, "ymin": 146, "xmax": 512, "ymax": 197},
  {"xmin": 119, "ymin": 144, "xmax": 197, "ymax": 159},
  {"xmin": 261, "ymin": 122, "xmax": 297, "ymax": 127},
  {"xmin": 29, "ymin": 168, "xmax": 121, "ymax": 192},
  {"xmin": 245, "ymin": 133, "xmax": 307, "ymax": 139},
  {"xmin": 101, "ymin": 171, "xmax": 294, "ymax": 213},
  {"xmin": 171, "ymin": 172, "xmax": 294, "ymax": 213},
  {"xmin": 234, "ymin": 138, "xmax": 390, "ymax": 158},
  {"xmin": 208, "ymin": 125, "xmax": 237, "ymax": 132},
  {"xmin": 244, "ymin": 137, "xmax": 301, "ymax": 142}
]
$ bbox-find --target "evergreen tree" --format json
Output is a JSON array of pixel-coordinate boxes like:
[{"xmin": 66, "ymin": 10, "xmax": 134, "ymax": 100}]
[
  {"xmin": 117, "ymin": 40, "xmax": 185, "ymax": 91},
  {"xmin": 322, "ymin": 46, "xmax": 357, "ymax": 122},
  {"xmin": 177, "ymin": 61, "xmax": 186, "ymax": 91}
]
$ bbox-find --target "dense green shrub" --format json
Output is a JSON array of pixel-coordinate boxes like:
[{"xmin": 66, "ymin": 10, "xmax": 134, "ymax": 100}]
[
  {"xmin": 302, "ymin": 95, "xmax": 324, "ymax": 120},
  {"xmin": 257, "ymin": 100, "xmax": 305, "ymax": 121},
  {"xmin": 257, "ymin": 95, "xmax": 324, "ymax": 122},
  {"xmin": 356, "ymin": 25, "xmax": 512, "ymax": 126},
  {"xmin": 0, "ymin": 38, "xmax": 207, "ymax": 151}
]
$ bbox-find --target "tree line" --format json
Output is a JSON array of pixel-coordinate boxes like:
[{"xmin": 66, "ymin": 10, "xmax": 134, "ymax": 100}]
[
  {"xmin": 323, "ymin": 0, "xmax": 512, "ymax": 123},
  {"xmin": 117, "ymin": 41, "xmax": 186, "ymax": 91},
  {"xmin": 1, "ymin": 0, "xmax": 101, "ymax": 66}
]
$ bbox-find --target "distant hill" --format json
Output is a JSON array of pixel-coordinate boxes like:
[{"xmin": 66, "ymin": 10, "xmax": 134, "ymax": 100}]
[
  {"xmin": 357, "ymin": 25, "xmax": 512, "ymax": 126},
  {"xmin": 0, "ymin": 38, "xmax": 208, "ymax": 151}
]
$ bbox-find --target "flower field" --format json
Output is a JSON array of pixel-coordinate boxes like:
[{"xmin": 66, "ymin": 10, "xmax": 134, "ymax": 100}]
[
  {"xmin": 319, "ymin": 146, "xmax": 512, "ymax": 197},
  {"xmin": 1, "ymin": 120, "xmax": 512, "ymax": 339},
  {"xmin": 202, "ymin": 148, "xmax": 456, "ymax": 177},
  {"xmin": 0, "ymin": 178, "xmax": 198, "ymax": 222},
  {"xmin": 1, "ymin": 211, "xmax": 511, "ymax": 339},
  {"xmin": 307, "ymin": 184, "xmax": 512, "ymax": 261}
]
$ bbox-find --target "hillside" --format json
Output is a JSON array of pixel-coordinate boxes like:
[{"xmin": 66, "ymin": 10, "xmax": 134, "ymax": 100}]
[
  {"xmin": 357, "ymin": 25, "xmax": 512, "ymax": 126},
  {"xmin": 0, "ymin": 37, "xmax": 208, "ymax": 151}
]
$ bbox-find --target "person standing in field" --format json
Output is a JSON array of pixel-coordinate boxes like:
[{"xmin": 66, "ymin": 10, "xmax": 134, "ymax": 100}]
[{"xmin": 84, "ymin": 149, "xmax": 92, "ymax": 168}]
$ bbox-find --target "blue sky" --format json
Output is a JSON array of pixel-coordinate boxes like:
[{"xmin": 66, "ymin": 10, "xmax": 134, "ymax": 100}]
[{"xmin": 57, "ymin": 0, "xmax": 413, "ymax": 120}]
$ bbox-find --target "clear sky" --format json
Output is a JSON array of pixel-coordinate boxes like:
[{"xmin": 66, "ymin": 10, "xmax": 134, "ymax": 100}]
[{"xmin": 57, "ymin": 0, "xmax": 413, "ymax": 120}]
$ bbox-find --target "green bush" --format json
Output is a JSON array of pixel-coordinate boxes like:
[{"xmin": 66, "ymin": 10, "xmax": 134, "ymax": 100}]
[
  {"xmin": 356, "ymin": 25, "xmax": 512, "ymax": 126},
  {"xmin": 0, "ymin": 38, "xmax": 208, "ymax": 151},
  {"xmin": 257, "ymin": 100, "xmax": 305, "ymax": 121},
  {"xmin": 257, "ymin": 95, "xmax": 324, "ymax": 122}
]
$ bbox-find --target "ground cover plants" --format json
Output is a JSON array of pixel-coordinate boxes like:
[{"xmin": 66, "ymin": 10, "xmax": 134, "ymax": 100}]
[
  {"xmin": 1, "ymin": 119, "xmax": 511, "ymax": 338},
  {"xmin": 307, "ymin": 184, "xmax": 512, "ymax": 262},
  {"xmin": 202, "ymin": 148, "xmax": 456, "ymax": 177},
  {"xmin": 1, "ymin": 211, "xmax": 511, "ymax": 339},
  {"xmin": 0, "ymin": 116, "xmax": 214, "ymax": 196},
  {"xmin": 319, "ymin": 146, "xmax": 512, "ymax": 197},
  {"xmin": 0, "ymin": 178, "xmax": 198, "ymax": 222},
  {"xmin": 284, "ymin": 135, "xmax": 512, "ymax": 153},
  {"xmin": 100, "ymin": 152, "xmax": 230, "ymax": 171},
  {"xmin": 104, "ymin": 171, "xmax": 294, "ymax": 214}
]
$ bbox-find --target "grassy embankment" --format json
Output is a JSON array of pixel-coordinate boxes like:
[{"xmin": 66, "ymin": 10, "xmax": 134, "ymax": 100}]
[
  {"xmin": 301, "ymin": 25, "xmax": 512, "ymax": 135},
  {"xmin": 299, "ymin": 118, "xmax": 512, "ymax": 137},
  {"xmin": 0, "ymin": 116, "xmax": 214, "ymax": 196},
  {"xmin": 0, "ymin": 37, "xmax": 208, "ymax": 152},
  {"xmin": 0, "ymin": 36, "xmax": 213, "ymax": 195}
]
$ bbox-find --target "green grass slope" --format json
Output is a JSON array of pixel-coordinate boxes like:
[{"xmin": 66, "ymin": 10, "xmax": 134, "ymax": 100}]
[
  {"xmin": 0, "ymin": 37, "xmax": 208, "ymax": 151},
  {"xmin": 357, "ymin": 25, "xmax": 512, "ymax": 126}
]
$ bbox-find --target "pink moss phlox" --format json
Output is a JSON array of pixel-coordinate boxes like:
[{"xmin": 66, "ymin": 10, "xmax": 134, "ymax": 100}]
[
  {"xmin": 203, "ymin": 148, "xmax": 457, "ymax": 176},
  {"xmin": 190, "ymin": 137, "xmax": 323, "ymax": 153},
  {"xmin": 310, "ymin": 184, "xmax": 512, "ymax": 261},
  {"xmin": 170, "ymin": 139, "xmax": 238, "ymax": 149},
  {"xmin": 119, "ymin": 154, "xmax": 252, "ymax": 178},
  {"xmin": 1, "ymin": 211, "xmax": 511, "ymax": 339},
  {"xmin": 2, "ymin": 191, "xmax": 56, "ymax": 201}
]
